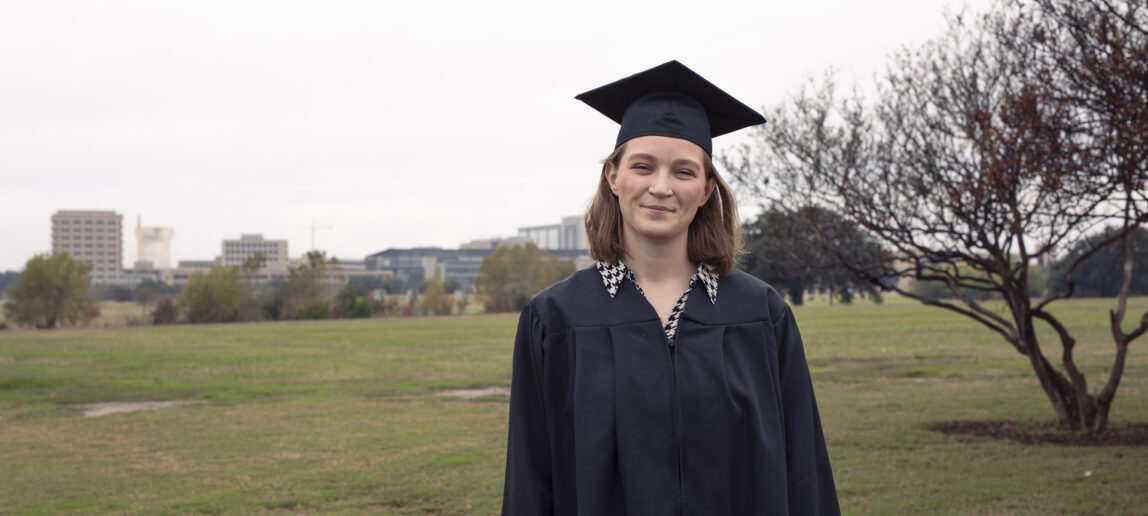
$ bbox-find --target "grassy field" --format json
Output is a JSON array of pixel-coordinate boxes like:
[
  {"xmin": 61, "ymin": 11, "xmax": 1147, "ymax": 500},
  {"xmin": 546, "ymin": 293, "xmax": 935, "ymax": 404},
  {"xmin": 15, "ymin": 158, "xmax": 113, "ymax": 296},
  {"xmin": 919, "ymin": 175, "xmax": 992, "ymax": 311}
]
[{"xmin": 1, "ymin": 297, "xmax": 1146, "ymax": 515}]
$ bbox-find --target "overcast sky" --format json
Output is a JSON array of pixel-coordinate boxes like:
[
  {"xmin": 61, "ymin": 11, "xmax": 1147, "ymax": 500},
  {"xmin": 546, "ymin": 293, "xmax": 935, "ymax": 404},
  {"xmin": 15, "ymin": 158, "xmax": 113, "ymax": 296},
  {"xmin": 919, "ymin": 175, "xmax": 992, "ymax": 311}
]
[{"xmin": 0, "ymin": 0, "xmax": 993, "ymax": 271}]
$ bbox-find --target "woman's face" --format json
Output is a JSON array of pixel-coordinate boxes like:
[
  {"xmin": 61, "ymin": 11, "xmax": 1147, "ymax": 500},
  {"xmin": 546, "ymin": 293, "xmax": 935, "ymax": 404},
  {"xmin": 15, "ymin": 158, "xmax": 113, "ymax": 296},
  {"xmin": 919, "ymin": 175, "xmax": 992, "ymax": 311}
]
[{"xmin": 607, "ymin": 135, "xmax": 715, "ymax": 247}]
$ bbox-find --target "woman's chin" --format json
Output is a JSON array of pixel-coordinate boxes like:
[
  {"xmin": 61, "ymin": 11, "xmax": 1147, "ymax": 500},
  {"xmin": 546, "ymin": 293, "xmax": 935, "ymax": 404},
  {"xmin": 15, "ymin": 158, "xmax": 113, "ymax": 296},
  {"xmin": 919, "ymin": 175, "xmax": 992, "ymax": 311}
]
[{"xmin": 627, "ymin": 224, "xmax": 687, "ymax": 244}]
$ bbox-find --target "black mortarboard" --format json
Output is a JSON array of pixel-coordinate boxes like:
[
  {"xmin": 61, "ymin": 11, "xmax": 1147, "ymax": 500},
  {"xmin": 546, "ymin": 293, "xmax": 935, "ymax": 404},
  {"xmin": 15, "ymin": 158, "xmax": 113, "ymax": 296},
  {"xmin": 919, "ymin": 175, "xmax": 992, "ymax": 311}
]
[{"xmin": 575, "ymin": 60, "xmax": 765, "ymax": 156}]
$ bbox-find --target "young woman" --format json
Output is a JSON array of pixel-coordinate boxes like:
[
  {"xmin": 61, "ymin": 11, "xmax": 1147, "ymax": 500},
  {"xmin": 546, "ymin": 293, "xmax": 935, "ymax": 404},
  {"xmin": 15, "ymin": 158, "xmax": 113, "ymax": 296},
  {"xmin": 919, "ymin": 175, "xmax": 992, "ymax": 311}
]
[{"xmin": 502, "ymin": 61, "xmax": 839, "ymax": 515}]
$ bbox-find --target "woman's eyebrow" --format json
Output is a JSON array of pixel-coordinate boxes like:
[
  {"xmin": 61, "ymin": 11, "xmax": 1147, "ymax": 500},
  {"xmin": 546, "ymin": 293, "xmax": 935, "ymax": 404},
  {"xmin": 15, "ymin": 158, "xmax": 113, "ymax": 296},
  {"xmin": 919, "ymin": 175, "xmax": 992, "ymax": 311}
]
[
  {"xmin": 670, "ymin": 158, "xmax": 702, "ymax": 169},
  {"xmin": 625, "ymin": 153, "xmax": 657, "ymax": 163}
]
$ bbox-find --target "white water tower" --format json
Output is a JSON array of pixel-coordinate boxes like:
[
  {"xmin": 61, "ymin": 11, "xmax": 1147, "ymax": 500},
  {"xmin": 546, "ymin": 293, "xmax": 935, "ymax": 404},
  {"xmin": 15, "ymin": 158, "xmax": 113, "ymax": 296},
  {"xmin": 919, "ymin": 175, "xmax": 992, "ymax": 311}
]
[{"xmin": 136, "ymin": 216, "xmax": 174, "ymax": 270}]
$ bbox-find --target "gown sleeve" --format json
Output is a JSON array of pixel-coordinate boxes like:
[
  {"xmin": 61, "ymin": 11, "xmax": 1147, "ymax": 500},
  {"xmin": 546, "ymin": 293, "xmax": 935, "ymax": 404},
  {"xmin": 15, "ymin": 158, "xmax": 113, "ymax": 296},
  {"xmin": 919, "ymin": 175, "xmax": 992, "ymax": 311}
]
[
  {"xmin": 776, "ymin": 305, "xmax": 841, "ymax": 515},
  {"xmin": 501, "ymin": 301, "xmax": 553, "ymax": 515}
]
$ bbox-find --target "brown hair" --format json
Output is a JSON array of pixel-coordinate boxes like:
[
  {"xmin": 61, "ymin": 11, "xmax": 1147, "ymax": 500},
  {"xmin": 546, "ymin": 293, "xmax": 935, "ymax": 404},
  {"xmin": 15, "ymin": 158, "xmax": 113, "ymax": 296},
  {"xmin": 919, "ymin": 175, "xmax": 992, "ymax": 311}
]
[{"xmin": 584, "ymin": 143, "xmax": 742, "ymax": 275}]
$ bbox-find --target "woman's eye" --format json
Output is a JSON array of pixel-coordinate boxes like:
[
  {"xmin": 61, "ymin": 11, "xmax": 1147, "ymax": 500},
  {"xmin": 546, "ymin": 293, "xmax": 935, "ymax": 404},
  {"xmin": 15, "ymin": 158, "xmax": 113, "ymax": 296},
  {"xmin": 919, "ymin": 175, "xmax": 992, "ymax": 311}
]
[
  {"xmin": 676, "ymin": 169, "xmax": 696, "ymax": 177},
  {"xmin": 633, "ymin": 164, "xmax": 652, "ymax": 172}
]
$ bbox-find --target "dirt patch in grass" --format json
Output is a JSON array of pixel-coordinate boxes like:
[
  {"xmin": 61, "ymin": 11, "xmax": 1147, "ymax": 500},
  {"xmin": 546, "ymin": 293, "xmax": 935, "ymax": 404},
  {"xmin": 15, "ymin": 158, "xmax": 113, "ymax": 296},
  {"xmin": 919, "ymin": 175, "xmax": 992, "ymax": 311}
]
[
  {"xmin": 262, "ymin": 501, "xmax": 315, "ymax": 513},
  {"xmin": 81, "ymin": 400, "xmax": 207, "ymax": 417},
  {"xmin": 926, "ymin": 420, "xmax": 1148, "ymax": 446},
  {"xmin": 434, "ymin": 386, "xmax": 510, "ymax": 400}
]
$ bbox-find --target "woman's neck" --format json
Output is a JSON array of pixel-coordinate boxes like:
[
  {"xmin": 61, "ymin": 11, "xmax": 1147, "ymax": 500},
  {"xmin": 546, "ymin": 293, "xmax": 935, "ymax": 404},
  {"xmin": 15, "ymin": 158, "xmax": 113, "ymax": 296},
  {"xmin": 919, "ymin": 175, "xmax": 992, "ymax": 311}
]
[{"xmin": 623, "ymin": 232, "xmax": 695, "ymax": 286}]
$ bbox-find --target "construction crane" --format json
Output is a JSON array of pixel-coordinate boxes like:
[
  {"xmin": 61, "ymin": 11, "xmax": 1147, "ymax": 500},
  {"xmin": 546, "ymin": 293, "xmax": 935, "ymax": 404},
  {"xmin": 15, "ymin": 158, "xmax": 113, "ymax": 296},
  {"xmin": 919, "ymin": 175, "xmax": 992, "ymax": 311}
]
[{"xmin": 307, "ymin": 220, "xmax": 333, "ymax": 251}]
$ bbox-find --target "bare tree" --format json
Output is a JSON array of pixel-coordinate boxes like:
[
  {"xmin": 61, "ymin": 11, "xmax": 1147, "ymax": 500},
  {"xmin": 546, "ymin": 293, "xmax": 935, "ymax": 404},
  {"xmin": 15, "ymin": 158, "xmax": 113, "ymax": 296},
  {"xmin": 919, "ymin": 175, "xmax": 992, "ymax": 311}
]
[
  {"xmin": 724, "ymin": 0, "xmax": 1146, "ymax": 433},
  {"xmin": 1009, "ymin": 0, "xmax": 1148, "ymax": 432}
]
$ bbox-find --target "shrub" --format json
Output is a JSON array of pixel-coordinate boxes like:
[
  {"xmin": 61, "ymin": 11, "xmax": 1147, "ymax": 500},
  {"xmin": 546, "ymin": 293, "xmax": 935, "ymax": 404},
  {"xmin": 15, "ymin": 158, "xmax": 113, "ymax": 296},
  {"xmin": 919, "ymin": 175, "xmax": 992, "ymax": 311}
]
[
  {"xmin": 152, "ymin": 298, "xmax": 177, "ymax": 325},
  {"xmin": 293, "ymin": 301, "xmax": 332, "ymax": 320}
]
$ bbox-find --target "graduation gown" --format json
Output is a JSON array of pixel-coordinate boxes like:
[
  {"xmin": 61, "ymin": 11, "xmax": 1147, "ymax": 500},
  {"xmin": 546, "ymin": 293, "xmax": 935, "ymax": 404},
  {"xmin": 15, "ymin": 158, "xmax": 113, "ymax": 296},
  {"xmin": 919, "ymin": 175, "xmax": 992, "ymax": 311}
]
[{"xmin": 501, "ymin": 266, "xmax": 839, "ymax": 515}]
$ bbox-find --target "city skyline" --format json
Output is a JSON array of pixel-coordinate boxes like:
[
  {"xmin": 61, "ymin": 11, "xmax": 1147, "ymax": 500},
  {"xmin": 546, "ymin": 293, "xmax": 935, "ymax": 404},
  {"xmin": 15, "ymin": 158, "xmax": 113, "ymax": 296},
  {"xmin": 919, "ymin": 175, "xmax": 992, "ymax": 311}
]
[
  {"xmin": 1, "ymin": 0, "xmax": 994, "ymax": 271},
  {"xmin": 33, "ymin": 209, "xmax": 585, "ymax": 278},
  {"xmin": 1, "ymin": 206, "xmax": 579, "ymax": 273}
]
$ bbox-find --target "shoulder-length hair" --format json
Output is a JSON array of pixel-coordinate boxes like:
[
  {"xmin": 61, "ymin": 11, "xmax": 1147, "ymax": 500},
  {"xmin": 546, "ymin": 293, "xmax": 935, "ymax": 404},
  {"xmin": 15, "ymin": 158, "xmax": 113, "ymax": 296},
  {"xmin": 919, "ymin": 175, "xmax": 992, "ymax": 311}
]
[{"xmin": 584, "ymin": 143, "xmax": 742, "ymax": 275}]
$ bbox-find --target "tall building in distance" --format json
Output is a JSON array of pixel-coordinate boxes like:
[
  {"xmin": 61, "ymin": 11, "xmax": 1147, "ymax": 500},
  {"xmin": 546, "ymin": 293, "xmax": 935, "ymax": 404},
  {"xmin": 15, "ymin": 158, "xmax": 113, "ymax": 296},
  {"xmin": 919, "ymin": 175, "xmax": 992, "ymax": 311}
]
[
  {"xmin": 50, "ymin": 210, "xmax": 124, "ymax": 283},
  {"xmin": 221, "ymin": 234, "xmax": 288, "ymax": 270},
  {"xmin": 135, "ymin": 216, "xmax": 174, "ymax": 270},
  {"xmin": 517, "ymin": 215, "xmax": 588, "ymax": 251},
  {"xmin": 560, "ymin": 215, "xmax": 589, "ymax": 250}
]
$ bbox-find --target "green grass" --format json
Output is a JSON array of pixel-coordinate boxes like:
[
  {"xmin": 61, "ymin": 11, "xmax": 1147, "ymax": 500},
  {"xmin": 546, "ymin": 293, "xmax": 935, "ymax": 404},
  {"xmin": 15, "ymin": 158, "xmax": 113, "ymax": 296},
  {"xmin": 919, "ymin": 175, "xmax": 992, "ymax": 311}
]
[{"xmin": 1, "ymin": 297, "xmax": 1146, "ymax": 515}]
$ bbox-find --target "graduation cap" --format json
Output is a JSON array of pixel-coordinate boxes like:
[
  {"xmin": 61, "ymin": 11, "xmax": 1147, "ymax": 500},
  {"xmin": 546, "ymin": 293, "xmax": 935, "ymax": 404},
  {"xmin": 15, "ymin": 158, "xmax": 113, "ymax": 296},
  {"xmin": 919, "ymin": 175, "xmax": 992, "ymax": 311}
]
[{"xmin": 575, "ymin": 60, "xmax": 765, "ymax": 156}]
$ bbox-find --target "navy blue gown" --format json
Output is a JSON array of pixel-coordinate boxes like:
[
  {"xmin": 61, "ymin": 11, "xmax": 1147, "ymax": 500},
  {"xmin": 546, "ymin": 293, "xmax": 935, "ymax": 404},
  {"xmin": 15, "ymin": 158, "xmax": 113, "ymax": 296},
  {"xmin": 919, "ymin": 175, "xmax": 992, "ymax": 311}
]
[{"xmin": 501, "ymin": 266, "xmax": 839, "ymax": 515}]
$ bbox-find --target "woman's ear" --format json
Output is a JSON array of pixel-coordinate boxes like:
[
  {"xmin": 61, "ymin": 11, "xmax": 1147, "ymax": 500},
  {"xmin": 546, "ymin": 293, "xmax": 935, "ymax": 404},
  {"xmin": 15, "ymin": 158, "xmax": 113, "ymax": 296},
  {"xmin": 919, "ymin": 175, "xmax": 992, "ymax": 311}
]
[
  {"xmin": 606, "ymin": 164, "xmax": 619, "ymax": 195},
  {"xmin": 702, "ymin": 177, "xmax": 716, "ymax": 205}
]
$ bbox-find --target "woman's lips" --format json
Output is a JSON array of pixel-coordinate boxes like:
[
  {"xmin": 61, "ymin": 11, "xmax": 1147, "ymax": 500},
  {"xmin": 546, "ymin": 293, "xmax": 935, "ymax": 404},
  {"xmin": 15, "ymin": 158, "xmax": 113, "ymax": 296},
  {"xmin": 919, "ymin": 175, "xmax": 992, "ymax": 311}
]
[{"xmin": 642, "ymin": 204, "xmax": 674, "ymax": 214}]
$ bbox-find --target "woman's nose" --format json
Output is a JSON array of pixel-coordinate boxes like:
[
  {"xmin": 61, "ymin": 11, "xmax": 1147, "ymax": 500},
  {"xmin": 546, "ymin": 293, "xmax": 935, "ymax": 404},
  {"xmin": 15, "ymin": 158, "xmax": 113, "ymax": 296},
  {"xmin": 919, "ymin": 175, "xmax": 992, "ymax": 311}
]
[{"xmin": 648, "ymin": 171, "xmax": 673, "ymax": 196}]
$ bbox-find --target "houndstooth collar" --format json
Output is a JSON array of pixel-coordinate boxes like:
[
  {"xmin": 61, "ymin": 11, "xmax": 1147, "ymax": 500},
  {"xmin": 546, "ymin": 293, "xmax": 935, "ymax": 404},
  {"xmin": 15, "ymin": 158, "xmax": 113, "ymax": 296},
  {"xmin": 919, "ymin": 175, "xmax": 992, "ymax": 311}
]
[{"xmin": 595, "ymin": 260, "xmax": 718, "ymax": 304}]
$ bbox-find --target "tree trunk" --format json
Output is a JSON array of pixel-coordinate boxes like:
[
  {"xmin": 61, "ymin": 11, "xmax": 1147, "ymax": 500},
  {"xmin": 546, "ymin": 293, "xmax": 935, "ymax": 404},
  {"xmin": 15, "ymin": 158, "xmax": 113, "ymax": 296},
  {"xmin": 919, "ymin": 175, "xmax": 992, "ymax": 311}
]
[
  {"xmin": 788, "ymin": 286, "xmax": 804, "ymax": 306},
  {"xmin": 1024, "ymin": 344, "xmax": 1114, "ymax": 433},
  {"xmin": 1026, "ymin": 354, "xmax": 1078, "ymax": 432},
  {"xmin": 1020, "ymin": 303, "xmax": 1108, "ymax": 434}
]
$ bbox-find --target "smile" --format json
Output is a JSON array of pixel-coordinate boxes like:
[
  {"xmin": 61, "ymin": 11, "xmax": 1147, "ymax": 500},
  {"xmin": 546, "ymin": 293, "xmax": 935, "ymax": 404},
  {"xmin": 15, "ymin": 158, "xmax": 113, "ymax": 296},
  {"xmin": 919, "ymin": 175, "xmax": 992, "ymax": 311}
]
[{"xmin": 641, "ymin": 204, "xmax": 675, "ymax": 214}]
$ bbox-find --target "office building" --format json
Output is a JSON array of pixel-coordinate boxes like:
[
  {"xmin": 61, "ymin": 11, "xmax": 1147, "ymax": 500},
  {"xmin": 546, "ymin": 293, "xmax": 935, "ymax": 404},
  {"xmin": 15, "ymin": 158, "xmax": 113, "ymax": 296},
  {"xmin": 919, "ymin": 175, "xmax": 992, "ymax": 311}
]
[
  {"xmin": 50, "ymin": 210, "xmax": 124, "ymax": 283},
  {"xmin": 221, "ymin": 234, "xmax": 289, "ymax": 269},
  {"xmin": 517, "ymin": 215, "xmax": 588, "ymax": 250},
  {"xmin": 366, "ymin": 245, "xmax": 589, "ymax": 292}
]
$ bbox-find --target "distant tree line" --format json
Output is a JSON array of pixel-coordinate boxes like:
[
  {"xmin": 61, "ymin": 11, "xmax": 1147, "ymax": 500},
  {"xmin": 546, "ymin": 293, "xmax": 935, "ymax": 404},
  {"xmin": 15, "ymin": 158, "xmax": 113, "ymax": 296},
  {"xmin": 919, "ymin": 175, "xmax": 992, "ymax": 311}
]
[
  {"xmin": 89, "ymin": 279, "xmax": 182, "ymax": 304},
  {"xmin": 1046, "ymin": 227, "xmax": 1148, "ymax": 298},
  {"xmin": 6, "ymin": 220, "xmax": 1144, "ymax": 328},
  {"xmin": 3, "ymin": 244, "xmax": 579, "ymax": 326},
  {"xmin": 176, "ymin": 251, "xmax": 355, "ymax": 323},
  {"xmin": 738, "ymin": 207, "xmax": 1147, "ymax": 304},
  {"xmin": 906, "ymin": 227, "xmax": 1148, "ymax": 300}
]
